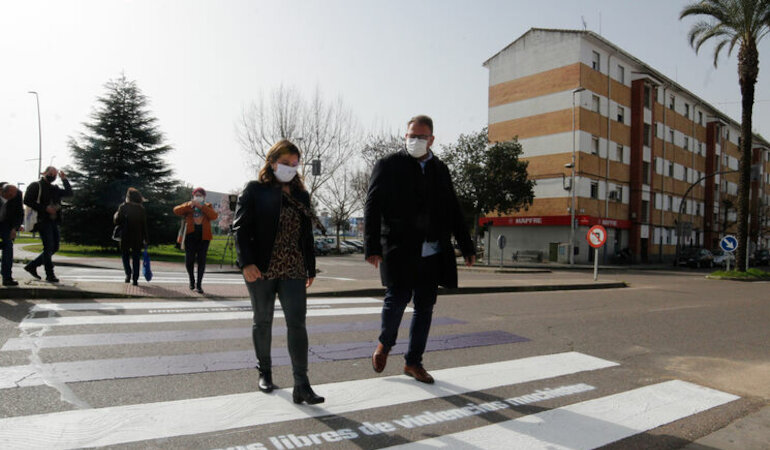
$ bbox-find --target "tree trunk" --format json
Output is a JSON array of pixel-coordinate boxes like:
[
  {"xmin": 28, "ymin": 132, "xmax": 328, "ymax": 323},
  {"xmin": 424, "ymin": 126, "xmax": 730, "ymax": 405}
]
[{"xmin": 736, "ymin": 43, "xmax": 759, "ymax": 272}]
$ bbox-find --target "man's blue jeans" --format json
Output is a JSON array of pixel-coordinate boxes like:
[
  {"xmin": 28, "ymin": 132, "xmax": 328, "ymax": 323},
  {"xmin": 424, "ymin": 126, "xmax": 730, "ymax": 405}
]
[
  {"xmin": 0, "ymin": 223, "xmax": 13, "ymax": 280},
  {"xmin": 29, "ymin": 221, "xmax": 60, "ymax": 277},
  {"xmin": 378, "ymin": 254, "xmax": 440, "ymax": 367}
]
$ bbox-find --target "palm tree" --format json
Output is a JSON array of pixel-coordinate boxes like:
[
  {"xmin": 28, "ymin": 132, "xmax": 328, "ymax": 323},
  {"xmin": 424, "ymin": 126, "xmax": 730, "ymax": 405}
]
[{"xmin": 680, "ymin": 0, "xmax": 770, "ymax": 271}]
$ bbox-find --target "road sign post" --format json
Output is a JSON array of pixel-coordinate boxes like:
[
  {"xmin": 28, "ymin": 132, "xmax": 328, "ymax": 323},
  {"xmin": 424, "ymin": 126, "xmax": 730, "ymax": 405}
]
[
  {"xmin": 587, "ymin": 225, "xmax": 607, "ymax": 281},
  {"xmin": 719, "ymin": 235, "xmax": 737, "ymax": 272},
  {"xmin": 497, "ymin": 235, "xmax": 507, "ymax": 269}
]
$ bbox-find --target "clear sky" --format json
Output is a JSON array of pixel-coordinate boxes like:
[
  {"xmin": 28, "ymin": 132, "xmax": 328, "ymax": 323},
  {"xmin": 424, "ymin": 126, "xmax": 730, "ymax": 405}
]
[{"xmin": 1, "ymin": 0, "xmax": 768, "ymax": 193}]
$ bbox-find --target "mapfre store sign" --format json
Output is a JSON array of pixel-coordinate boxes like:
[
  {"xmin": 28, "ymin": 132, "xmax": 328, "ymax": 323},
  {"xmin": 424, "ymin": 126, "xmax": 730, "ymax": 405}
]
[{"xmin": 480, "ymin": 215, "xmax": 631, "ymax": 229}]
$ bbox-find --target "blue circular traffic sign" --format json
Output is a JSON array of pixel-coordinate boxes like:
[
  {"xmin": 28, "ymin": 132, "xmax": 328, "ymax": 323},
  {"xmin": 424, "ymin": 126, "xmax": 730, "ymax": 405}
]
[{"xmin": 720, "ymin": 235, "xmax": 738, "ymax": 253}]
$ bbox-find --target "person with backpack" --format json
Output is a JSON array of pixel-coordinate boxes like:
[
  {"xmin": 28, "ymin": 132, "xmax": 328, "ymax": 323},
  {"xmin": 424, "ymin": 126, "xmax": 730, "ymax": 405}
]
[
  {"xmin": 23, "ymin": 166, "xmax": 73, "ymax": 283},
  {"xmin": 114, "ymin": 188, "xmax": 148, "ymax": 286},
  {"xmin": 0, "ymin": 183, "xmax": 24, "ymax": 286}
]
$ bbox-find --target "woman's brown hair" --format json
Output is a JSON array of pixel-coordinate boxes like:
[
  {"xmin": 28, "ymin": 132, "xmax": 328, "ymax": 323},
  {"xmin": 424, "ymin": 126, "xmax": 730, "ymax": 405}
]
[
  {"xmin": 126, "ymin": 187, "xmax": 144, "ymax": 204},
  {"xmin": 258, "ymin": 139, "xmax": 306, "ymax": 191}
]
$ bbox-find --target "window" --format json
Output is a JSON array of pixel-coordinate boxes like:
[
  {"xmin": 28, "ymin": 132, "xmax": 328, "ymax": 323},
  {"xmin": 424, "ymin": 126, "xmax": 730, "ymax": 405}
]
[
  {"xmin": 617, "ymin": 105, "xmax": 624, "ymax": 122},
  {"xmin": 644, "ymin": 84, "xmax": 651, "ymax": 109},
  {"xmin": 642, "ymin": 161, "xmax": 650, "ymax": 185},
  {"xmin": 684, "ymin": 167, "xmax": 689, "ymax": 182},
  {"xmin": 684, "ymin": 103, "xmax": 690, "ymax": 118},
  {"xmin": 696, "ymin": 202, "xmax": 701, "ymax": 216},
  {"xmin": 667, "ymin": 196, "xmax": 673, "ymax": 211},
  {"xmin": 591, "ymin": 136, "xmax": 600, "ymax": 155},
  {"xmin": 618, "ymin": 64, "xmax": 625, "ymax": 83},
  {"xmin": 641, "ymin": 200, "xmax": 650, "ymax": 222},
  {"xmin": 670, "ymin": 130, "xmax": 675, "ymax": 144},
  {"xmin": 592, "ymin": 51, "xmax": 601, "ymax": 71},
  {"xmin": 666, "ymin": 228, "xmax": 672, "ymax": 244},
  {"xmin": 643, "ymin": 124, "xmax": 651, "ymax": 147},
  {"xmin": 616, "ymin": 144, "xmax": 624, "ymax": 162},
  {"xmin": 684, "ymin": 136, "xmax": 689, "ymax": 150},
  {"xmin": 726, "ymin": 129, "xmax": 730, "ymax": 140},
  {"xmin": 614, "ymin": 186, "xmax": 622, "ymax": 202},
  {"xmin": 698, "ymin": 111, "xmax": 703, "ymax": 125},
  {"xmin": 669, "ymin": 94, "xmax": 675, "ymax": 110},
  {"xmin": 590, "ymin": 181, "xmax": 599, "ymax": 199},
  {"xmin": 699, "ymin": 142, "xmax": 704, "ymax": 155},
  {"xmin": 668, "ymin": 161, "xmax": 674, "ymax": 177},
  {"xmin": 592, "ymin": 95, "xmax": 600, "ymax": 113}
]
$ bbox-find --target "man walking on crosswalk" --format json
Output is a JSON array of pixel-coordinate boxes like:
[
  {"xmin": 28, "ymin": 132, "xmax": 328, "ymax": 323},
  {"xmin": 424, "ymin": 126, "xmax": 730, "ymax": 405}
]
[{"xmin": 364, "ymin": 114, "xmax": 476, "ymax": 384}]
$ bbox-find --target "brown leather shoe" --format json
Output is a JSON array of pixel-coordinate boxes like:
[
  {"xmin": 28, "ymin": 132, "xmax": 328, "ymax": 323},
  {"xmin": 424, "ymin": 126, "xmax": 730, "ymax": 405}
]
[
  {"xmin": 372, "ymin": 343, "xmax": 390, "ymax": 373},
  {"xmin": 404, "ymin": 364, "xmax": 434, "ymax": 384}
]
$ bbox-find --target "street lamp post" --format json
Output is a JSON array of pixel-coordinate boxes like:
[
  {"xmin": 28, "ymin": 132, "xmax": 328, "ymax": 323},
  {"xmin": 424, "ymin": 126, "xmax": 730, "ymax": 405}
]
[
  {"xmin": 569, "ymin": 87, "xmax": 586, "ymax": 264},
  {"xmin": 28, "ymin": 91, "xmax": 42, "ymax": 177}
]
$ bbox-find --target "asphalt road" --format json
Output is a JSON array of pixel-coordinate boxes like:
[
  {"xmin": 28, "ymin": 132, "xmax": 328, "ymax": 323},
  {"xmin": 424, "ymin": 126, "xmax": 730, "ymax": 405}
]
[{"xmin": 0, "ymin": 268, "xmax": 767, "ymax": 449}]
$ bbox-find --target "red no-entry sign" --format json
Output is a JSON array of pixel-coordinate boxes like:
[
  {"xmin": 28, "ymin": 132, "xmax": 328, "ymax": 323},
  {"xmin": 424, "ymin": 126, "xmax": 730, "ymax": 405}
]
[{"xmin": 587, "ymin": 225, "xmax": 607, "ymax": 249}]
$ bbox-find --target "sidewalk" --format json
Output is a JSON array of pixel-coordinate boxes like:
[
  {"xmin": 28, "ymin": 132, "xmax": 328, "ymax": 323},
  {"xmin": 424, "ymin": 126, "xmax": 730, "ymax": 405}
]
[{"xmin": 5, "ymin": 244, "xmax": 626, "ymax": 299}]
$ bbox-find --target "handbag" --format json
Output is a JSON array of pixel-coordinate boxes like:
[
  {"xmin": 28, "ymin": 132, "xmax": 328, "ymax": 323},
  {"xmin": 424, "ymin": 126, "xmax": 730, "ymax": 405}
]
[
  {"xmin": 112, "ymin": 204, "xmax": 125, "ymax": 242},
  {"xmin": 142, "ymin": 246, "xmax": 153, "ymax": 282},
  {"xmin": 175, "ymin": 218, "xmax": 187, "ymax": 250},
  {"xmin": 23, "ymin": 182, "xmax": 43, "ymax": 233}
]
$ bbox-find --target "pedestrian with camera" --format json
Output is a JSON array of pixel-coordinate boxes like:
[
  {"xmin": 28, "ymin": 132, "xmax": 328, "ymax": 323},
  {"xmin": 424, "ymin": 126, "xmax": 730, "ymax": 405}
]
[
  {"xmin": 233, "ymin": 139, "xmax": 325, "ymax": 405},
  {"xmin": 23, "ymin": 166, "xmax": 73, "ymax": 283},
  {"xmin": 173, "ymin": 187, "xmax": 218, "ymax": 293}
]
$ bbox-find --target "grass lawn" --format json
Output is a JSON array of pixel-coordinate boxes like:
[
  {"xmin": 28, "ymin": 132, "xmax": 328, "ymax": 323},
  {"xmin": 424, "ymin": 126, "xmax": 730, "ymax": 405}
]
[
  {"xmin": 21, "ymin": 236, "xmax": 237, "ymax": 265},
  {"xmin": 709, "ymin": 268, "xmax": 770, "ymax": 280}
]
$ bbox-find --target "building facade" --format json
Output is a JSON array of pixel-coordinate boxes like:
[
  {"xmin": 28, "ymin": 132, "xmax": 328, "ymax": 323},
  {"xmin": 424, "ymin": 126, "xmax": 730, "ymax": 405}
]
[{"xmin": 483, "ymin": 28, "xmax": 770, "ymax": 264}]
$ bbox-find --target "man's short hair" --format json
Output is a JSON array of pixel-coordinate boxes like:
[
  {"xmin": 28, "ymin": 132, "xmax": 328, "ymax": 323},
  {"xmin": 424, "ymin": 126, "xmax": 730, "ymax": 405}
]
[
  {"xmin": 407, "ymin": 115, "xmax": 433, "ymax": 134},
  {"xmin": 42, "ymin": 166, "xmax": 57, "ymax": 174}
]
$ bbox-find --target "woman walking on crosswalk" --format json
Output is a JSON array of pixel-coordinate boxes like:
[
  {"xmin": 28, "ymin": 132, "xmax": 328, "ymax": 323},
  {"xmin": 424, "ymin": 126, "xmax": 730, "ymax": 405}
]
[{"xmin": 232, "ymin": 139, "xmax": 325, "ymax": 405}]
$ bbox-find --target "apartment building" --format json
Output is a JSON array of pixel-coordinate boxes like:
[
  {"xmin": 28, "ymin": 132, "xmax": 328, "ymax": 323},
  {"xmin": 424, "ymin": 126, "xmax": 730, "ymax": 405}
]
[{"xmin": 482, "ymin": 28, "xmax": 770, "ymax": 264}]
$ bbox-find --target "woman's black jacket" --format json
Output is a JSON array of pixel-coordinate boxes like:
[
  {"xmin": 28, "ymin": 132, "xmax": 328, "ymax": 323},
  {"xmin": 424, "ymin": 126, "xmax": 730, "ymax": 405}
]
[{"xmin": 232, "ymin": 181, "xmax": 316, "ymax": 279}]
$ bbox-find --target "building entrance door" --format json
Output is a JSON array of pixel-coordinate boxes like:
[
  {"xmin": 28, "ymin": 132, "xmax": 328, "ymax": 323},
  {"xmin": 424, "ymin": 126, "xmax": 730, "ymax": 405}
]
[
  {"xmin": 641, "ymin": 238, "xmax": 649, "ymax": 263},
  {"xmin": 549, "ymin": 242, "xmax": 559, "ymax": 262}
]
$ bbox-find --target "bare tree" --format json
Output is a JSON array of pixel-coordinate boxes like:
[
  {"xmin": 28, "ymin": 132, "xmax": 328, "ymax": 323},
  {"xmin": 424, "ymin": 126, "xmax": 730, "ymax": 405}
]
[
  {"xmin": 317, "ymin": 168, "xmax": 364, "ymax": 252},
  {"xmin": 351, "ymin": 132, "xmax": 404, "ymax": 204},
  {"xmin": 236, "ymin": 85, "xmax": 359, "ymax": 199}
]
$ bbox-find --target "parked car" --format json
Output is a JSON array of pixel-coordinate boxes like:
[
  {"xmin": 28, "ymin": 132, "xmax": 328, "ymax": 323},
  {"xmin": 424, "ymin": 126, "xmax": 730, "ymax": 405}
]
[
  {"xmin": 314, "ymin": 239, "xmax": 331, "ymax": 256},
  {"xmin": 677, "ymin": 248, "xmax": 714, "ymax": 268},
  {"xmin": 343, "ymin": 240, "xmax": 364, "ymax": 252},
  {"xmin": 711, "ymin": 249, "xmax": 735, "ymax": 269},
  {"xmin": 338, "ymin": 241, "xmax": 360, "ymax": 253},
  {"xmin": 750, "ymin": 249, "xmax": 770, "ymax": 266}
]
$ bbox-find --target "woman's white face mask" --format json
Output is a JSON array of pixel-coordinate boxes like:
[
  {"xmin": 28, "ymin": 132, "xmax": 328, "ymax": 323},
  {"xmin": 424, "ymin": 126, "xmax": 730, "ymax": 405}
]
[
  {"xmin": 193, "ymin": 195, "xmax": 204, "ymax": 203},
  {"xmin": 274, "ymin": 163, "xmax": 298, "ymax": 183}
]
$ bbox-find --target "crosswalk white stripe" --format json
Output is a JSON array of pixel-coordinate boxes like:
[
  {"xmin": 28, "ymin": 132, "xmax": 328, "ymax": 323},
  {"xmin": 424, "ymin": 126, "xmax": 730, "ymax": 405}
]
[
  {"xmin": 30, "ymin": 297, "xmax": 381, "ymax": 312},
  {"xmin": 19, "ymin": 306, "xmax": 390, "ymax": 328},
  {"xmin": 386, "ymin": 380, "xmax": 739, "ymax": 450},
  {"xmin": 0, "ymin": 352, "xmax": 617, "ymax": 449}
]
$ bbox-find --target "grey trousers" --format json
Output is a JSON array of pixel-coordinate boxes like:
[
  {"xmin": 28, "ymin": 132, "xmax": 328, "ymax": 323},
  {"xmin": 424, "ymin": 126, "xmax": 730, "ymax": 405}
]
[{"xmin": 245, "ymin": 278, "xmax": 309, "ymax": 386}]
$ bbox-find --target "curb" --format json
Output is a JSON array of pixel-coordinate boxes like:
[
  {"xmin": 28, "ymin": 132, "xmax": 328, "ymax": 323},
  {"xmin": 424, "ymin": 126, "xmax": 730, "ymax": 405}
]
[
  {"xmin": 1, "ymin": 282, "xmax": 627, "ymax": 300},
  {"xmin": 705, "ymin": 275, "xmax": 770, "ymax": 282}
]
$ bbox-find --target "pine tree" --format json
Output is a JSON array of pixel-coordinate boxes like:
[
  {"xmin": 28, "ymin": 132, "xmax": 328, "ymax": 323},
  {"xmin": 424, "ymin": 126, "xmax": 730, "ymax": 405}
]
[{"xmin": 62, "ymin": 75, "xmax": 181, "ymax": 247}]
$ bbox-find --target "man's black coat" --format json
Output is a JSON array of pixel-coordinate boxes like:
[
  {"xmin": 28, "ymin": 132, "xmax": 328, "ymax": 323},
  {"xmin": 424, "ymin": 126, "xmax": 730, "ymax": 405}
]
[
  {"xmin": 0, "ymin": 190, "xmax": 24, "ymax": 230},
  {"xmin": 364, "ymin": 150, "xmax": 475, "ymax": 288}
]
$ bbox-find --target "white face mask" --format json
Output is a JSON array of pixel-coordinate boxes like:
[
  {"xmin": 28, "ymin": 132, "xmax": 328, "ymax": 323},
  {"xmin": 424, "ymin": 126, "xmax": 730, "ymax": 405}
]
[
  {"xmin": 274, "ymin": 163, "xmax": 298, "ymax": 183},
  {"xmin": 193, "ymin": 196, "xmax": 204, "ymax": 203},
  {"xmin": 406, "ymin": 137, "xmax": 429, "ymax": 158}
]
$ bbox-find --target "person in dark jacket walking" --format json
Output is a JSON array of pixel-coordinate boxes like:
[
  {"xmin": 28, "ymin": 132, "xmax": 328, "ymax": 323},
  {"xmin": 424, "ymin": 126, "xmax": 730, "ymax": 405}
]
[
  {"xmin": 365, "ymin": 115, "xmax": 476, "ymax": 384},
  {"xmin": 114, "ymin": 188, "xmax": 148, "ymax": 286},
  {"xmin": 233, "ymin": 139, "xmax": 324, "ymax": 405},
  {"xmin": 23, "ymin": 166, "xmax": 73, "ymax": 283},
  {"xmin": 0, "ymin": 183, "xmax": 24, "ymax": 286},
  {"xmin": 174, "ymin": 187, "xmax": 218, "ymax": 293}
]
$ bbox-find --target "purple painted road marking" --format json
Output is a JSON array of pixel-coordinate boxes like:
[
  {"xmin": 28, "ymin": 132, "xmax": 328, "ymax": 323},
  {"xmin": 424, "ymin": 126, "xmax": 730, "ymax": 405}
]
[
  {"xmin": 3, "ymin": 331, "xmax": 529, "ymax": 387},
  {"xmin": 2, "ymin": 318, "xmax": 466, "ymax": 351}
]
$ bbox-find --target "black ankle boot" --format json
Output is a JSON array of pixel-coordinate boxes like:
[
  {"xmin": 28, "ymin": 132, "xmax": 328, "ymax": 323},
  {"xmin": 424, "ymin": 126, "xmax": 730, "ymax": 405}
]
[
  {"xmin": 258, "ymin": 371, "xmax": 277, "ymax": 393},
  {"xmin": 293, "ymin": 384, "xmax": 324, "ymax": 405}
]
